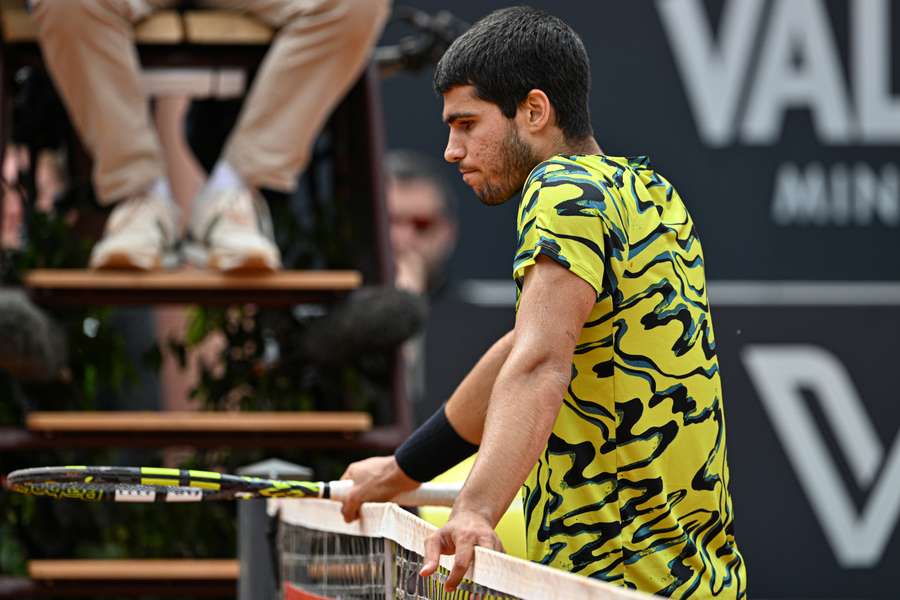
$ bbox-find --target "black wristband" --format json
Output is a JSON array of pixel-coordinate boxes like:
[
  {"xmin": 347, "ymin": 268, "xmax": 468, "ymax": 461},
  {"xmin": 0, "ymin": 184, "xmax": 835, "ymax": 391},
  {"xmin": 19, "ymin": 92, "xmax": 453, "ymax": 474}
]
[{"xmin": 395, "ymin": 405, "xmax": 478, "ymax": 483}]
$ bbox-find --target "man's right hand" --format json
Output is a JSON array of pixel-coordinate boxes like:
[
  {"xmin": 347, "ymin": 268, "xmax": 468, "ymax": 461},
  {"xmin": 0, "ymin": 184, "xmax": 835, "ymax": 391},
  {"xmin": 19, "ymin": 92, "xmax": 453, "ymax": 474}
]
[{"xmin": 339, "ymin": 455, "xmax": 420, "ymax": 522}]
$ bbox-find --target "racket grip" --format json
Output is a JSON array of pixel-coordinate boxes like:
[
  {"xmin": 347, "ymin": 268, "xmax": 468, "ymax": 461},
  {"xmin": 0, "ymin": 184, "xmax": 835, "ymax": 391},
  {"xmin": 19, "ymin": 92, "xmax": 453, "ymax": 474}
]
[{"xmin": 327, "ymin": 480, "xmax": 460, "ymax": 507}]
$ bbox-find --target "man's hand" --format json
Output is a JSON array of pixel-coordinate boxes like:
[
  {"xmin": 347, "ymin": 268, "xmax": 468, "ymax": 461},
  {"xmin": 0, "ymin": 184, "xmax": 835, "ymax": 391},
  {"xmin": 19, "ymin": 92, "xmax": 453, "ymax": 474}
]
[
  {"xmin": 394, "ymin": 248, "xmax": 428, "ymax": 294},
  {"xmin": 420, "ymin": 510, "xmax": 504, "ymax": 593},
  {"xmin": 339, "ymin": 455, "xmax": 420, "ymax": 522}
]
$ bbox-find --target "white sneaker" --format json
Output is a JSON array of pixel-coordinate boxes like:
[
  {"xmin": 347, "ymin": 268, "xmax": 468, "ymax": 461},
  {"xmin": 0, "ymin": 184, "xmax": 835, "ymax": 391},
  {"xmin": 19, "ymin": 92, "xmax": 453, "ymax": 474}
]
[
  {"xmin": 88, "ymin": 190, "xmax": 179, "ymax": 270},
  {"xmin": 187, "ymin": 185, "xmax": 281, "ymax": 273}
]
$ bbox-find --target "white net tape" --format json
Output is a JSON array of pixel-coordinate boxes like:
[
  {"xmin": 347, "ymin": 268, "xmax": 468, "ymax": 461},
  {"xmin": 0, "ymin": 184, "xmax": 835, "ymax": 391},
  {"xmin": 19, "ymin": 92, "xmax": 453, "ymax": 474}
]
[{"xmin": 272, "ymin": 499, "xmax": 656, "ymax": 600}]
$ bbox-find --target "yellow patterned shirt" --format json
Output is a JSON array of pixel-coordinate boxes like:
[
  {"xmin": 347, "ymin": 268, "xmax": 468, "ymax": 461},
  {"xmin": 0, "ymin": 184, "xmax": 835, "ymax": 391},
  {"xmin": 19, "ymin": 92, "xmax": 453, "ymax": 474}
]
[{"xmin": 513, "ymin": 154, "xmax": 746, "ymax": 599}]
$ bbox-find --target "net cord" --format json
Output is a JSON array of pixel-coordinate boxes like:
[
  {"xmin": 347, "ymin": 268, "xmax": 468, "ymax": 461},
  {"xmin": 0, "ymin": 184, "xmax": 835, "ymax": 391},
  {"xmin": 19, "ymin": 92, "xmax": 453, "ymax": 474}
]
[{"xmin": 272, "ymin": 498, "xmax": 656, "ymax": 600}]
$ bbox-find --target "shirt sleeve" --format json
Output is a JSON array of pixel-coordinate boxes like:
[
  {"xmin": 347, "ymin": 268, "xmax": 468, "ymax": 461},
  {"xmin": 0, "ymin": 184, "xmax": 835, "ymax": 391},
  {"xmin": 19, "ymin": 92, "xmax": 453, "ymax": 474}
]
[{"xmin": 513, "ymin": 163, "xmax": 610, "ymax": 297}]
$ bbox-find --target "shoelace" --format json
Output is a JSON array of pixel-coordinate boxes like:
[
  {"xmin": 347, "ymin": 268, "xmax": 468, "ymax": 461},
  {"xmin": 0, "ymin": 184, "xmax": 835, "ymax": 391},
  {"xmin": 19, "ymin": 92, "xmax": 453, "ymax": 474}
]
[{"xmin": 203, "ymin": 188, "xmax": 275, "ymax": 241}]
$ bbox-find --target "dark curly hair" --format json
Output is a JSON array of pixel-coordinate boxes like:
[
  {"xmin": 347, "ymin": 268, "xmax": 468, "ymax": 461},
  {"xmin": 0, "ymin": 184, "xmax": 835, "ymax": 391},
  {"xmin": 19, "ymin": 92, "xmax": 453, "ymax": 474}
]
[{"xmin": 434, "ymin": 6, "xmax": 593, "ymax": 142}]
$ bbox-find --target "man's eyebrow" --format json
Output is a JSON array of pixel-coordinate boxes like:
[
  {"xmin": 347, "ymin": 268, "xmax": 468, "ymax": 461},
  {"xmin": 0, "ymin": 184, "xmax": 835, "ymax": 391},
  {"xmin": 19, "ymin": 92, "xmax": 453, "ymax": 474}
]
[{"xmin": 444, "ymin": 112, "xmax": 477, "ymax": 125}]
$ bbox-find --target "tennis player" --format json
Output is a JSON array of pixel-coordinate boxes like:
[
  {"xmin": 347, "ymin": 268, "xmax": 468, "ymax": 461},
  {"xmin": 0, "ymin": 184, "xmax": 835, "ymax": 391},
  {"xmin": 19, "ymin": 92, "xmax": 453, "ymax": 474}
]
[{"xmin": 340, "ymin": 7, "xmax": 747, "ymax": 598}]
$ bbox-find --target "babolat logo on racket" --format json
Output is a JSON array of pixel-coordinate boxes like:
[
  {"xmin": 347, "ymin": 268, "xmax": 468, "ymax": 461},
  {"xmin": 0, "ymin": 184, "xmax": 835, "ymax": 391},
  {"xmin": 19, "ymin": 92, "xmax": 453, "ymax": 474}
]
[{"xmin": 12, "ymin": 482, "xmax": 104, "ymax": 502}]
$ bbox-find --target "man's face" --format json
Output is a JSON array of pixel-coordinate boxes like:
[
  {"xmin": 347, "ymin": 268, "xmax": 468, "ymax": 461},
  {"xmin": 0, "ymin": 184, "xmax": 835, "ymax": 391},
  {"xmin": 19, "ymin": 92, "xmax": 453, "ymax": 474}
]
[
  {"xmin": 387, "ymin": 177, "xmax": 455, "ymax": 276},
  {"xmin": 442, "ymin": 85, "xmax": 539, "ymax": 205}
]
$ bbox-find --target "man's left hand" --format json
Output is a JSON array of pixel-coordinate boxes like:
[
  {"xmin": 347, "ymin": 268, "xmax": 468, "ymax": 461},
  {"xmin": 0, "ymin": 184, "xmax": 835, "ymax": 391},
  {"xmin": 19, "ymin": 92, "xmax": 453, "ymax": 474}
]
[{"xmin": 419, "ymin": 510, "xmax": 505, "ymax": 592}]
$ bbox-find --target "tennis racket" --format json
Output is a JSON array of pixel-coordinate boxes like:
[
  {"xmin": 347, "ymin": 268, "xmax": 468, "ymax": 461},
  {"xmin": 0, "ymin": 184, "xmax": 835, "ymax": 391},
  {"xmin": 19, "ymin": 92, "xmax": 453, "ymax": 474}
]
[{"xmin": 4, "ymin": 466, "xmax": 461, "ymax": 506}]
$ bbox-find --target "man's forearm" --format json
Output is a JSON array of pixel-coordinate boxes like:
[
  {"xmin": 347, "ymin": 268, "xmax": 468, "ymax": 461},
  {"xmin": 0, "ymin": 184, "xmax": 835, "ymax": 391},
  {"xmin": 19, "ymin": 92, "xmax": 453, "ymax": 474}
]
[
  {"xmin": 452, "ymin": 353, "xmax": 570, "ymax": 526},
  {"xmin": 445, "ymin": 330, "xmax": 515, "ymax": 443}
]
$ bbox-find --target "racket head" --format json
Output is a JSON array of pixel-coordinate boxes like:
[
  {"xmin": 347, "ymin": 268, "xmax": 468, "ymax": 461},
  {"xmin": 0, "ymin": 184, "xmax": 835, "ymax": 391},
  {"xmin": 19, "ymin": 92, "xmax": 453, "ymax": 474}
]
[{"xmin": 5, "ymin": 466, "xmax": 324, "ymax": 503}]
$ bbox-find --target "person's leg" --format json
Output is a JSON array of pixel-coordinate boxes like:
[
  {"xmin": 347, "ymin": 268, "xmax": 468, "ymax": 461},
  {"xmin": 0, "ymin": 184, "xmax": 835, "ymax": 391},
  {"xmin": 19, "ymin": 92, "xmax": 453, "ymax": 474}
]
[
  {"xmin": 31, "ymin": 0, "xmax": 178, "ymax": 203},
  {"xmin": 31, "ymin": 0, "xmax": 181, "ymax": 269},
  {"xmin": 209, "ymin": 0, "xmax": 391, "ymax": 192},
  {"xmin": 155, "ymin": 96, "xmax": 205, "ymax": 220},
  {"xmin": 183, "ymin": 0, "xmax": 389, "ymax": 272}
]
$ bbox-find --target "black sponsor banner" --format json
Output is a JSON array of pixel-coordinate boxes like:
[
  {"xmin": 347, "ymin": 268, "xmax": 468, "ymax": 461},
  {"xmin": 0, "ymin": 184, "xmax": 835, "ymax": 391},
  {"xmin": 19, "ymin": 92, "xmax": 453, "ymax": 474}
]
[
  {"xmin": 645, "ymin": 0, "xmax": 900, "ymax": 281},
  {"xmin": 715, "ymin": 297, "xmax": 900, "ymax": 598}
]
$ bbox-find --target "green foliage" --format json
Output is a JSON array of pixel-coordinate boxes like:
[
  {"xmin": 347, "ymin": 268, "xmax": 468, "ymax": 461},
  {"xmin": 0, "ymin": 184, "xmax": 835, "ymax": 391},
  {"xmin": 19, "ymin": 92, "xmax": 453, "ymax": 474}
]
[
  {"xmin": 0, "ymin": 199, "xmax": 137, "ymax": 411},
  {"xmin": 170, "ymin": 185, "xmax": 390, "ymax": 416},
  {"xmin": 2, "ymin": 210, "xmax": 93, "ymax": 279},
  {"xmin": 0, "ymin": 210, "xmax": 238, "ymax": 576},
  {"xmin": 177, "ymin": 304, "xmax": 385, "ymax": 416}
]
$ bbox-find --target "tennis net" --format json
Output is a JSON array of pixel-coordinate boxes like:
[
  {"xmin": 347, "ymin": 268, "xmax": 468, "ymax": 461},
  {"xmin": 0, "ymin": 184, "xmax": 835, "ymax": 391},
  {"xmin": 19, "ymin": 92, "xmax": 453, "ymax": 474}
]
[{"xmin": 272, "ymin": 498, "xmax": 656, "ymax": 600}]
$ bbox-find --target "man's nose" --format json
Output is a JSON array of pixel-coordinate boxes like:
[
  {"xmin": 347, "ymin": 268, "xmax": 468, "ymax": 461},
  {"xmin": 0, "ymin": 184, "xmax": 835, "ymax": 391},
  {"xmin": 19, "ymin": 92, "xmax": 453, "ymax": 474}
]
[{"xmin": 444, "ymin": 133, "xmax": 464, "ymax": 163}]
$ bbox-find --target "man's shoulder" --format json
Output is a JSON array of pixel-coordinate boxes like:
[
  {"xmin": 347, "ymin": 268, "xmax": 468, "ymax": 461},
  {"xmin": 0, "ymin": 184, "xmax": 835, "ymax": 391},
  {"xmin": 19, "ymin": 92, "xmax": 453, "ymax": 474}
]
[{"xmin": 520, "ymin": 155, "xmax": 623, "ymax": 224}]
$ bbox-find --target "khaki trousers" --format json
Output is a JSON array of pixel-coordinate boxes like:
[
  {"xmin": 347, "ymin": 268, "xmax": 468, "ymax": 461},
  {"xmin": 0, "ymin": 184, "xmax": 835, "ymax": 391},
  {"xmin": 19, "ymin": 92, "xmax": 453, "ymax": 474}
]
[{"xmin": 30, "ymin": 0, "xmax": 390, "ymax": 204}]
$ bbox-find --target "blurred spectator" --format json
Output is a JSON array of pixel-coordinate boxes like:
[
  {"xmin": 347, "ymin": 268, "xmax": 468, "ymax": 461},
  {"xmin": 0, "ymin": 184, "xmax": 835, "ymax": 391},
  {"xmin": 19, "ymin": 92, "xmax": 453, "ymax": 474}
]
[
  {"xmin": 386, "ymin": 150, "xmax": 458, "ymax": 296},
  {"xmin": 385, "ymin": 150, "xmax": 458, "ymax": 412},
  {"xmin": 31, "ymin": 0, "xmax": 390, "ymax": 272},
  {"xmin": 1, "ymin": 144, "xmax": 66, "ymax": 249},
  {"xmin": 1, "ymin": 148, "xmax": 25, "ymax": 249}
]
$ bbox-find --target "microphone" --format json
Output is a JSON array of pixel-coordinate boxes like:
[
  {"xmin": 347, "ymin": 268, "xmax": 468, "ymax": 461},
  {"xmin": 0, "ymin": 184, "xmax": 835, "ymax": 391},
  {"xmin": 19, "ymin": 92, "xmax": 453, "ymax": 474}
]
[
  {"xmin": 0, "ymin": 289, "xmax": 67, "ymax": 382},
  {"xmin": 299, "ymin": 286, "xmax": 427, "ymax": 364}
]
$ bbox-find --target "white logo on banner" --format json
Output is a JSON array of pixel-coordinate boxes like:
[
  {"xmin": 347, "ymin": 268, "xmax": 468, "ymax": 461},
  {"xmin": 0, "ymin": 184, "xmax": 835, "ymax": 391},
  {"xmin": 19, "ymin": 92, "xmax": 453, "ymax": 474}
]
[
  {"xmin": 656, "ymin": 0, "xmax": 900, "ymax": 227},
  {"xmin": 742, "ymin": 345, "xmax": 900, "ymax": 567},
  {"xmin": 656, "ymin": 0, "xmax": 900, "ymax": 146}
]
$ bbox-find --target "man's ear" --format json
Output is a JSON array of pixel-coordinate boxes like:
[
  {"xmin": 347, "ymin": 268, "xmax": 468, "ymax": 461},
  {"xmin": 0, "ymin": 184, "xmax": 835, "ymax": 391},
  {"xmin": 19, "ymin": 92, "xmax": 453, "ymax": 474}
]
[{"xmin": 520, "ymin": 89, "xmax": 553, "ymax": 133}]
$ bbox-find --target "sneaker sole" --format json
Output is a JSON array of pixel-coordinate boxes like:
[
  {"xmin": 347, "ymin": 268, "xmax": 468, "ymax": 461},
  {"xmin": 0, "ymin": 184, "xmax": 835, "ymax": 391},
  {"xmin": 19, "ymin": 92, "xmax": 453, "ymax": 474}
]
[
  {"xmin": 185, "ymin": 242, "xmax": 280, "ymax": 273},
  {"xmin": 89, "ymin": 251, "xmax": 160, "ymax": 271},
  {"xmin": 209, "ymin": 253, "xmax": 280, "ymax": 273}
]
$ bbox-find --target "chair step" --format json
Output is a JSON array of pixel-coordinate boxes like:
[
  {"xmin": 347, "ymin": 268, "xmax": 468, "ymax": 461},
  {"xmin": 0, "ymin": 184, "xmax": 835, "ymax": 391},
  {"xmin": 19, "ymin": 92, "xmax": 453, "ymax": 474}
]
[
  {"xmin": 0, "ymin": 559, "xmax": 240, "ymax": 598},
  {"xmin": 23, "ymin": 268, "xmax": 362, "ymax": 305},
  {"xmin": 26, "ymin": 411, "xmax": 372, "ymax": 433},
  {"xmin": 1, "ymin": 5, "xmax": 275, "ymax": 45},
  {"xmin": 1, "ymin": 7, "xmax": 185, "ymax": 44},
  {"xmin": 28, "ymin": 559, "xmax": 239, "ymax": 581},
  {"xmin": 184, "ymin": 11, "xmax": 273, "ymax": 44},
  {"xmin": 9, "ymin": 411, "xmax": 375, "ymax": 449}
]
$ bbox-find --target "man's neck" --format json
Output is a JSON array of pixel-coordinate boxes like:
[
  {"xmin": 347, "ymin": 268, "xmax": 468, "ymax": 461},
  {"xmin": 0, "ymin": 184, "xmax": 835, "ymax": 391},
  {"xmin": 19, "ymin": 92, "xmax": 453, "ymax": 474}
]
[
  {"xmin": 565, "ymin": 136, "xmax": 602, "ymax": 155},
  {"xmin": 541, "ymin": 136, "xmax": 602, "ymax": 160}
]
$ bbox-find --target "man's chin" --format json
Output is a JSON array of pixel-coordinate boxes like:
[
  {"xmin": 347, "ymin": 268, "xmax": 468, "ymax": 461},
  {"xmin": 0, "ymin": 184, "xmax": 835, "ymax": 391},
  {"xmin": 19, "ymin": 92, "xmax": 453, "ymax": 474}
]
[{"xmin": 474, "ymin": 185, "xmax": 515, "ymax": 206}]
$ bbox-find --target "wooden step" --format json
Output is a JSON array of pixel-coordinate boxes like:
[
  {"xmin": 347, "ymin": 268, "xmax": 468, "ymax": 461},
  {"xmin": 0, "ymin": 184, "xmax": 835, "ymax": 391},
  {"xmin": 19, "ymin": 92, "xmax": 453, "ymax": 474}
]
[
  {"xmin": 0, "ymin": 559, "xmax": 240, "ymax": 597},
  {"xmin": 1, "ymin": 4, "xmax": 274, "ymax": 45},
  {"xmin": 184, "ymin": 11, "xmax": 273, "ymax": 44},
  {"xmin": 0, "ymin": 410, "xmax": 378, "ymax": 450},
  {"xmin": 23, "ymin": 268, "xmax": 362, "ymax": 305},
  {"xmin": 26, "ymin": 411, "xmax": 372, "ymax": 433},
  {"xmin": 29, "ymin": 559, "xmax": 238, "ymax": 581},
  {"xmin": 1, "ymin": 7, "xmax": 185, "ymax": 44},
  {"xmin": 0, "ymin": 422, "xmax": 402, "ymax": 452}
]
